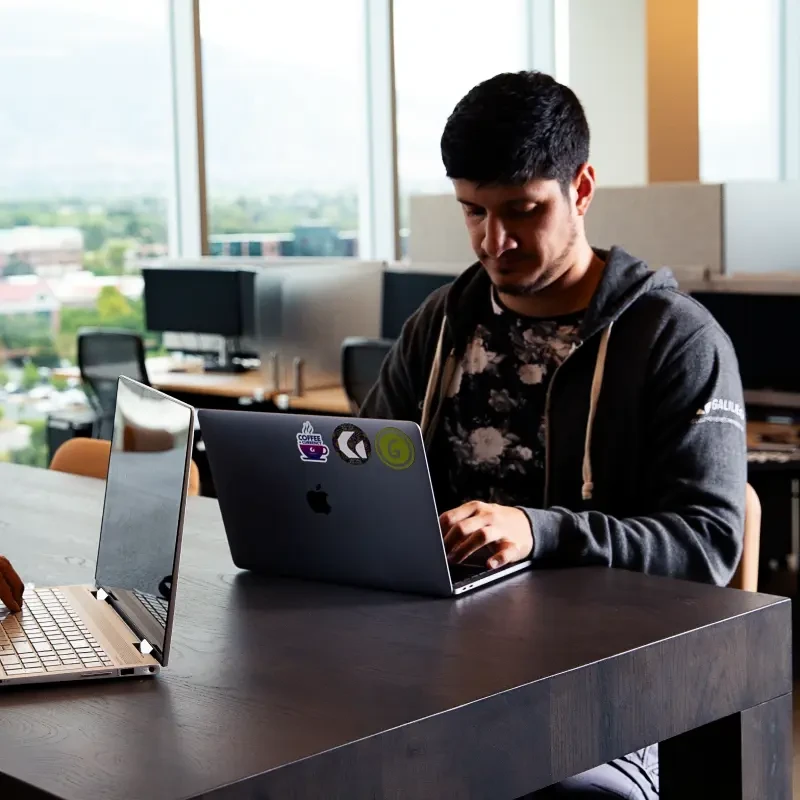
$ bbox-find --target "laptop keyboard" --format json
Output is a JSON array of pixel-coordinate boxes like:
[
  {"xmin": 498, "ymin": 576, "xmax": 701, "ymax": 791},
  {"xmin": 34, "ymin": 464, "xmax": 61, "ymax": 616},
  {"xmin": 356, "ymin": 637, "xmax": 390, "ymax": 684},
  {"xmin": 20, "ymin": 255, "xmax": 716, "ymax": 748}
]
[
  {"xmin": 134, "ymin": 589, "xmax": 169, "ymax": 627},
  {"xmin": 0, "ymin": 588, "xmax": 113, "ymax": 677},
  {"xmin": 449, "ymin": 562, "xmax": 495, "ymax": 585}
]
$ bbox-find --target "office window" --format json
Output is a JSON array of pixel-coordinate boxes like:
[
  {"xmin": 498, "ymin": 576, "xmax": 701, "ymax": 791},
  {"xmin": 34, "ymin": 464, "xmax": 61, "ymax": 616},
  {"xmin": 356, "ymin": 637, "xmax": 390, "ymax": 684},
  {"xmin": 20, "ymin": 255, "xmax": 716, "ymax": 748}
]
[
  {"xmin": 0, "ymin": 0, "xmax": 171, "ymax": 467},
  {"xmin": 394, "ymin": 0, "xmax": 528, "ymax": 244},
  {"xmin": 200, "ymin": 0, "xmax": 364, "ymax": 259},
  {"xmin": 699, "ymin": 0, "xmax": 781, "ymax": 181}
]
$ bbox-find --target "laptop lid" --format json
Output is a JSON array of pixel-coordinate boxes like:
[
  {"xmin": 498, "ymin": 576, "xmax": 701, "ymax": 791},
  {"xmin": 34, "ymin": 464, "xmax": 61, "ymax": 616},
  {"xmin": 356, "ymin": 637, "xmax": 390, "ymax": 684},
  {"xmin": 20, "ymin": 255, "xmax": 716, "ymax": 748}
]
[
  {"xmin": 93, "ymin": 376, "xmax": 195, "ymax": 665},
  {"xmin": 198, "ymin": 410, "xmax": 456, "ymax": 596}
]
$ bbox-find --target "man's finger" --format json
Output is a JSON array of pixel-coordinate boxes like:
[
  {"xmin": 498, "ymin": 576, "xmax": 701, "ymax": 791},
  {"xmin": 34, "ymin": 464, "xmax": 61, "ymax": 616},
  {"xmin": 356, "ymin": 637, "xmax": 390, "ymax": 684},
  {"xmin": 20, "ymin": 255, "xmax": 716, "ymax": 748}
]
[
  {"xmin": 448, "ymin": 525, "xmax": 501, "ymax": 564},
  {"xmin": 0, "ymin": 574, "xmax": 20, "ymax": 613},
  {"xmin": 487, "ymin": 541, "xmax": 522, "ymax": 570},
  {"xmin": 439, "ymin": 501, "xmax": 483, "ymax": 533},
  {"xmin": 0, "ymin": 558, "xmax": 24, "ymax": 606},
  {"xmin": 443, "ymin": 512, "xmax": 492, "ymax": 552}
]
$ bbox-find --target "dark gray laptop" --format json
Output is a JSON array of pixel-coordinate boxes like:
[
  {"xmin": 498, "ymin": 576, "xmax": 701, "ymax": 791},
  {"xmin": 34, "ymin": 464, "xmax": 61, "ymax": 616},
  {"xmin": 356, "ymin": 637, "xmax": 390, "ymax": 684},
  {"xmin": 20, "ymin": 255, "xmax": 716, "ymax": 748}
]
[{"xmin": 197, "ymin": 410, "xmax": 531, "ymax": 596}]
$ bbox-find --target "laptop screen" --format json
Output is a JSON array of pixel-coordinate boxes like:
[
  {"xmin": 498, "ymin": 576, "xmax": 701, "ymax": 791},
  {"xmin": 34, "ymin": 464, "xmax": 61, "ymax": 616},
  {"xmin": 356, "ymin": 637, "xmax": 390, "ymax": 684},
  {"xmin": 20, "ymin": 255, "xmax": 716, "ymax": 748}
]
[{"xmin": 93, "ymin": 376, "xmax": 194, "ymax": 664}]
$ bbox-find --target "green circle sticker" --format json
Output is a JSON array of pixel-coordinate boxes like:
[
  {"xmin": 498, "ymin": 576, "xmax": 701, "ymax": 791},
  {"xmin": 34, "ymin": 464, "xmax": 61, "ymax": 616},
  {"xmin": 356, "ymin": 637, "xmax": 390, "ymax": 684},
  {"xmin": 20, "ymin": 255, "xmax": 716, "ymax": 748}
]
[{"xmin": 375, "ymin": 427, "xmax": 415, "ymax": 470}]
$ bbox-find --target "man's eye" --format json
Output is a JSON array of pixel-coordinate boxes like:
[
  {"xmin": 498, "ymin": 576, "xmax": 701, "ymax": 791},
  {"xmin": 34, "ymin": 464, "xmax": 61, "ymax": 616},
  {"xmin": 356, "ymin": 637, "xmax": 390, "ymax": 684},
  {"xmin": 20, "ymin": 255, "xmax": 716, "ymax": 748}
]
[{"xmin": 464, "ymin": 207, "xmax": 485, "ymax": 218}]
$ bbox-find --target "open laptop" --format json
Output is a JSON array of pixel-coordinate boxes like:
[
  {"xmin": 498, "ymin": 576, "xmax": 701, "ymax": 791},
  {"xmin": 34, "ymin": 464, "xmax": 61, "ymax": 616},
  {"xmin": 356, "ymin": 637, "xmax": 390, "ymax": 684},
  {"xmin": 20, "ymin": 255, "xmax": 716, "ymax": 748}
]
[
  {"xmin": 198, "ymin": 410, "xmax": 531, "ymax": 597},
  {"xmin": 0, "ymin": 376, "xmax": 194, "ymax": 687}
]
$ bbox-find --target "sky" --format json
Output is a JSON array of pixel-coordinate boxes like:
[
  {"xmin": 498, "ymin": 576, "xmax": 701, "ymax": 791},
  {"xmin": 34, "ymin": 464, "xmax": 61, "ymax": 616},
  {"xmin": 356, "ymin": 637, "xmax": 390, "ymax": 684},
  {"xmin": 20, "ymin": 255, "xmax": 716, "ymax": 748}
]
[{"xmin": 0, "ymin": 0, "xmax": 784, "ymax": 198}]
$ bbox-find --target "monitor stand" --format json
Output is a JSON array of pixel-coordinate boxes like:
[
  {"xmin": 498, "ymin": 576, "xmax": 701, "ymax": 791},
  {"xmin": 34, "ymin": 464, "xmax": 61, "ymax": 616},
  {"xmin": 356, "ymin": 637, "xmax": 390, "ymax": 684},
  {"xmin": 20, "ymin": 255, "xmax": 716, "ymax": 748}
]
[
  {"xmin": 203, "ymin": 360, "xmax": 248, "ymax": 374},
  {"xmin": 201, "ymin": 338, "xmax": 252, "ymax": 373}
]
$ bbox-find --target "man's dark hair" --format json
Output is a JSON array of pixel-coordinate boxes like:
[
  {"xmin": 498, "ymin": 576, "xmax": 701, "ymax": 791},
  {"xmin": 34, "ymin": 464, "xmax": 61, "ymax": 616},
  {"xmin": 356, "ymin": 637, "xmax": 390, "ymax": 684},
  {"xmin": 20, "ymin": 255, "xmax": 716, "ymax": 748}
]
[{"xmin": 441, "ymin": 71, "xmax": 590, "ymax": 190}]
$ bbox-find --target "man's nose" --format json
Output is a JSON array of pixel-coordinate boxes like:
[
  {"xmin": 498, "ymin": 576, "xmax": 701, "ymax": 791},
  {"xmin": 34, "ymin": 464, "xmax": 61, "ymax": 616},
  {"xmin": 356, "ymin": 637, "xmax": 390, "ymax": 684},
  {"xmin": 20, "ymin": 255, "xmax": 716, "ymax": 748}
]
[{"xmin": 481, "ymin": 215, "xmax": 517, "ymax": 259}]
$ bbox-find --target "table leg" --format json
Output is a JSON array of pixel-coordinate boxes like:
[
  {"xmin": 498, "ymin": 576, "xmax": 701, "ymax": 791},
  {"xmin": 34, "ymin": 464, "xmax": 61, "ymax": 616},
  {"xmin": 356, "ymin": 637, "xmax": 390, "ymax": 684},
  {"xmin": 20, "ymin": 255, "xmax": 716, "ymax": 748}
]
[{"xmin": 660, "ymin": 693, "xmax": 792, "ymax": 800}]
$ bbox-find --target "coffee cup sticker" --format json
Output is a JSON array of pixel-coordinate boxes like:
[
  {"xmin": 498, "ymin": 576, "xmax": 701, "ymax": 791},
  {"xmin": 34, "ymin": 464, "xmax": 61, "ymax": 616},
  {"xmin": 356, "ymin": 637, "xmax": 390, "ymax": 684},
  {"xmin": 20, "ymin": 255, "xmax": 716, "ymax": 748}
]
[{"xmin": 296, "ymin": 421, "xmax": 329, "ymax": 463}]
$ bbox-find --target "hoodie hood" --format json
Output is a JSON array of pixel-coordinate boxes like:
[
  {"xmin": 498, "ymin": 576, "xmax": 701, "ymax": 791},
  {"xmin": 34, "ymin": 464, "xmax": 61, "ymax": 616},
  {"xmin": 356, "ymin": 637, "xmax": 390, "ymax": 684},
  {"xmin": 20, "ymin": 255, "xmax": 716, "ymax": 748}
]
[{"xmin": 442, "ymin": 246, "xmax": 679, "ymax": 353}]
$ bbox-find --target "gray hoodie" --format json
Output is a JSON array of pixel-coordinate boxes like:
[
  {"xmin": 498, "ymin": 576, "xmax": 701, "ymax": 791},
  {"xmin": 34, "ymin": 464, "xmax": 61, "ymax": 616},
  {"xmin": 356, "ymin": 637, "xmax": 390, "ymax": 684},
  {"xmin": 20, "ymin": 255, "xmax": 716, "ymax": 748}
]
[{"xmin": 360, "ymin": 247, "xmax": 747, "ymax": 586}]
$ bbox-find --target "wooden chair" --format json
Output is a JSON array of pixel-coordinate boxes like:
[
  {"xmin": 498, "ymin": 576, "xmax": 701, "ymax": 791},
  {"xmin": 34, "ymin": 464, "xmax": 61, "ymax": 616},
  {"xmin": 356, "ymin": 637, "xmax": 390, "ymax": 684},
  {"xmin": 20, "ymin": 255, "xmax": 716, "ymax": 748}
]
[
  {"xmin": 50, "ymin": 438, "xmax": 201, "ymax": 497},
  {"xmin": 729, "ymin": 482, "xmax": 761, "ymax": 592}
]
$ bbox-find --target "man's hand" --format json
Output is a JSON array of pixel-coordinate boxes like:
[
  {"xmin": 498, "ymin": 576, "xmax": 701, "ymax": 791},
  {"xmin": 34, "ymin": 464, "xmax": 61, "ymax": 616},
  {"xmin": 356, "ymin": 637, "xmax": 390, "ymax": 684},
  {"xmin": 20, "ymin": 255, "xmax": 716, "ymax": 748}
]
[
  {"xmin": 0, "ymin": 556, "xmax": 24, "ymax": 613},
  {"xmin": 440, "ymin": 502, "xmax": 534, "ymax": 569}
]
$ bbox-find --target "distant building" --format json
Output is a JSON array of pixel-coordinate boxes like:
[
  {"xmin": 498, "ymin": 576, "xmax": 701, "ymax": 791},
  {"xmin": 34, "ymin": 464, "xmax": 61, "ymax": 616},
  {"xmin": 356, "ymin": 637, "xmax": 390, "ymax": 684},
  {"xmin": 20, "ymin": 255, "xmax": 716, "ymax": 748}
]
[
  {"xmin": 209, "ymin": 225, "xmax": 356, "ymax": 258},
  {"xmin": 46, "ymin": 272, "xmax": 144, "ymax": 309},
  {"xmin": 0, "ymin": 226, "xmax": 84, "ymax": 278},
  {"xmin": 209, "ymin": 232, "xmax": 290, "ymax": 257},
  {"xmin": 128, "ymin": 242, "xmax": 169, "ymax": 270},
  {"xmin": 0, "ymin": 275, "xmax": 60, "ymax": 326},
  {"xmin": 0, "ymin": 276, "xmax": 61, "ymax": 357}
]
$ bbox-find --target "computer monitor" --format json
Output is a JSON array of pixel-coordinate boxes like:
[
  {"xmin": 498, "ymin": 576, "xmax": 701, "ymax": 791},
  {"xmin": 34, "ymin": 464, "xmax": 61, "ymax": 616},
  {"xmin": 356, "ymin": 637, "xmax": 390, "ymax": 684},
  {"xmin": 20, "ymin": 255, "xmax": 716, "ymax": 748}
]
[
  {"xmin": 381, "ymin": 270, "xmax": 456, "ymax": 340},
  {"xmin": 142, "ymin": 267, "xmax": 256, "ymax": 339},
  {"xmin": 691, "ymin": 291, "xmax": 800, "ymax": 397}
]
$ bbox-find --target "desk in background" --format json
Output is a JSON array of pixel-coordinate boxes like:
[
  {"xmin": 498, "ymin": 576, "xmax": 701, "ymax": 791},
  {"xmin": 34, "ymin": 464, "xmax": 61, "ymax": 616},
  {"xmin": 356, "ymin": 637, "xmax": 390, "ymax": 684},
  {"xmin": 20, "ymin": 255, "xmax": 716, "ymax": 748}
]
[
  {"xmin": 0, "ymin": 463, "xmax": 792, "ymax": 800},
  {"xmin": 54, "ymin": 359, "xmax": 274, "ymax": 408},
  {"xmin": 274, "ymin": 385, "xmax": 352, "ymax": 416}
]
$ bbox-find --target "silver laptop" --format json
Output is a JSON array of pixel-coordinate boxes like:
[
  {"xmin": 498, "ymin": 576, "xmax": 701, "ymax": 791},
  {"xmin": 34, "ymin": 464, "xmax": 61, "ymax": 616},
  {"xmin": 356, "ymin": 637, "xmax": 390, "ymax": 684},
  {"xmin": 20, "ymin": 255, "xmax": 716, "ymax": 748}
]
[
  {"xmin": 198, "ymin": 410, "xmax": 531, "ymax": 597},
  {"xmin": 0, "ymin": 377, "xmax": 194, "ymax": 687}
]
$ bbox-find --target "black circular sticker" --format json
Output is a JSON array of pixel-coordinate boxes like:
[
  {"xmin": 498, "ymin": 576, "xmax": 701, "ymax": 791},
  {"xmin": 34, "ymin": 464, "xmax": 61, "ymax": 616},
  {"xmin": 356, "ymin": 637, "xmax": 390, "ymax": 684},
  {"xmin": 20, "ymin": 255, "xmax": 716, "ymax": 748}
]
[{"xmin": 332, "ymin": 423, "xmax": 371, "ymax": 465}]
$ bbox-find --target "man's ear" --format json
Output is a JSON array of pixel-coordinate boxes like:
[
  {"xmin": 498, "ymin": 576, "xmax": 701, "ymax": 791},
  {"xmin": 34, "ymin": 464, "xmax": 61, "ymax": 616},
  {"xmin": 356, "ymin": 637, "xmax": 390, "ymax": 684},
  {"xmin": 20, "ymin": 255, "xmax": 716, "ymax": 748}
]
[{"xmin": 573, "ymin": 163, "xmax": 596, "ymax": 217}]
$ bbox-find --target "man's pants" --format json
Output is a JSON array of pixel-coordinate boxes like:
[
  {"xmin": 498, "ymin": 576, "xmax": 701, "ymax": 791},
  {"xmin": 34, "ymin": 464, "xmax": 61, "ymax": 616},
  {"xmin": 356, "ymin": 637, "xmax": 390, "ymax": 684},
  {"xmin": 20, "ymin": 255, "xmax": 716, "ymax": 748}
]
[{"xmin": 522, "ymin": 746, "xmax": 659, "ymax": 799}]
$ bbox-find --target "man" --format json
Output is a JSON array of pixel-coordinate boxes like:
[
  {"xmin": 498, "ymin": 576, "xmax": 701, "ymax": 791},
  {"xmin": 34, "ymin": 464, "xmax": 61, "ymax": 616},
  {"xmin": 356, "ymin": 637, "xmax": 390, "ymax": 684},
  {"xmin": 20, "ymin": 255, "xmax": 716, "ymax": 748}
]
[
  {"xmin": 0, "ymin": 555, "xmax": 23, "ymax": 612},
  {"xmin": 360, "ymin": 71, "xmax": 746, "ymax": 798}
]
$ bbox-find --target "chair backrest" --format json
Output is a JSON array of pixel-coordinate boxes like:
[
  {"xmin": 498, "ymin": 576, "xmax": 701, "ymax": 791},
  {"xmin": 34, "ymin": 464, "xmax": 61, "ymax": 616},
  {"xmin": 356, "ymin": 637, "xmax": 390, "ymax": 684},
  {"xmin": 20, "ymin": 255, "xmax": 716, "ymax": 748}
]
[
  {"xmin": 341, "ymin": 337, "xmax": 395, "ymax": 411},
  {"xmin": 77, "ymin": 329, "xmax": 149, "ymax": 439},
  {"xmin": 50, "ymin": 437, "xmax": 201, "ymax": 497},
  {"xmin": 730, "ymin": 482, "xmax": 761, "ymax": 592}
]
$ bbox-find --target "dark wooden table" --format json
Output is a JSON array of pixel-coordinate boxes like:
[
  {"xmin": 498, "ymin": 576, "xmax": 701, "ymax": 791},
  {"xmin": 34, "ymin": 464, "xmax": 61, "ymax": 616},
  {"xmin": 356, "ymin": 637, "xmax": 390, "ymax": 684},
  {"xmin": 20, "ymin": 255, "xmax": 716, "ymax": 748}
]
[{"xmin": 0, "ymin": 463, "xmax": 792, "ymax": 800}]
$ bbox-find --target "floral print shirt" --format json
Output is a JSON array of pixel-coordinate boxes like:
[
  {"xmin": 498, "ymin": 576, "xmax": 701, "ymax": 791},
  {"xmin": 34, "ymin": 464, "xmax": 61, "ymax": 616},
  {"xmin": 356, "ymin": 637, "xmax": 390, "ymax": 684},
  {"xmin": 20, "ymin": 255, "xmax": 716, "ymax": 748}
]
[{"xmin": 441, "ymin": 289, "xmax": 583, "ymax": 508}]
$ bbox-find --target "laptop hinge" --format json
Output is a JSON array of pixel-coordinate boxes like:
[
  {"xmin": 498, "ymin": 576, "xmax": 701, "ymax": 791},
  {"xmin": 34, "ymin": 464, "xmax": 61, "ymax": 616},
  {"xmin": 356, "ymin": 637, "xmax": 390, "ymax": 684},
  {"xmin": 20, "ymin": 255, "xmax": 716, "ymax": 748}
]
[{"xmin": 92, "ymin": 586, "xmax": 158, "ymax": 659}]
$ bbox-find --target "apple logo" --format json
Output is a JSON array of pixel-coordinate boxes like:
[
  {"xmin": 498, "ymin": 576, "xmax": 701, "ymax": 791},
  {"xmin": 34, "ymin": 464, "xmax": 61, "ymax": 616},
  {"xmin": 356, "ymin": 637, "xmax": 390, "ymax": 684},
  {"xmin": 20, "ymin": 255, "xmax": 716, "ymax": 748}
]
[{"xmin": 306, "ymin": 484, "xmax": 331, "ymax": 515}]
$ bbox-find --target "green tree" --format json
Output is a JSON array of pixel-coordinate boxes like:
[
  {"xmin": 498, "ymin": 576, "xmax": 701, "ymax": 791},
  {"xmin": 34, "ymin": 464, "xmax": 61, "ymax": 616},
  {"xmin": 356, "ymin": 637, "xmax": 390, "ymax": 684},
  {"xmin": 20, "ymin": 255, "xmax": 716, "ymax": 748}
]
[
  {"xmin": 83, "ymin": 250, "xmax": 110, "ymax": 276},
  {"xmin": 106, "ymin": 240, "xmax": 129, "ymax": 273},
  {"xmin": 0, "ymin": 406, "xmax": 4, "ymax": 423},
  {"xmin": 0, "ymin": 313, "xmax": 53, "ymax": 351},
  {"xmin": 97, "ymin": 285, "xmax": 132, "ymax": 322},
  {"xmin": 82, "ymin": 221, "xmax": 108, "ymax": 251},
  {"xmin": 31, "ymin": 342, "xmax": 60, "ymax": 368},
  {"xmin": 10, "ymin": 419, "xmax": 48, "ymax": 469},
  {"xmin": 50, "ymin": 375, "xmax": 68, "ymax": 392},
  {"xmin": 21, "ymin": 360, "xmax": 40, "ymax": 391}
]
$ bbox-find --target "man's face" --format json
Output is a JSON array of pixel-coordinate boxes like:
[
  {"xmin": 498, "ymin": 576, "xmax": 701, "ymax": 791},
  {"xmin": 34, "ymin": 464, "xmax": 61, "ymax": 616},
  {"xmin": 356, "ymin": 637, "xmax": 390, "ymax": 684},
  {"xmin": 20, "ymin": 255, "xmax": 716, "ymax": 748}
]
[{"xmin": 453, "ymin": 172, "xmax": 590, "ymax": 296}]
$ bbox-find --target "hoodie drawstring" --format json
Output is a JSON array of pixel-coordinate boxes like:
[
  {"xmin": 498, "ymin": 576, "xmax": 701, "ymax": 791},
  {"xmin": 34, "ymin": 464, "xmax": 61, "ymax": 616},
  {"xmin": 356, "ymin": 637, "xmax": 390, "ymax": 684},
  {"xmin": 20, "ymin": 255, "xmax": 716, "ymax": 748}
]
[
  {"xmin": 420, "ymin": 318, "xmax": 447, "ymax": 436},
  {"xmin": 581, "ymin": 322, "xmax": 614, "ymax": 501}
]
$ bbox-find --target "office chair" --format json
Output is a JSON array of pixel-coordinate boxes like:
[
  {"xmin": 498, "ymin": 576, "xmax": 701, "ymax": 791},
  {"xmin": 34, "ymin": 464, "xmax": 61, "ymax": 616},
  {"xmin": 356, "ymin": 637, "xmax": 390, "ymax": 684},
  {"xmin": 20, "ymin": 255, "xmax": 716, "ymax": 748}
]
[
  {"xmin": 341, "ymin": 337, "xmax": 395, "ymax": 412},
  {"xmin": 50, "ymin": 438, "xmax": 201, "ymax": 497},
  {"xmin": 730, "ymin": 483, "xmax": 761, "ymax": 592},
  {"xmin": 77, "ymin": 329, "xmax": 149, "ymax": 439}
]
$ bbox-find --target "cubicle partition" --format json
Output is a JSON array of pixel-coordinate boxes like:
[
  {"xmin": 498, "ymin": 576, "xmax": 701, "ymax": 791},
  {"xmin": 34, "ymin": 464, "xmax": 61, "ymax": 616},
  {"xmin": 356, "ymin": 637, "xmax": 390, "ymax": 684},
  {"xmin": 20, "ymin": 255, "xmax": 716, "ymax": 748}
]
[
  {"xmin": 407, "ymin": 185, "xmax": 724, "ymax": 272},
  {"xmin": 253, "ymin": 260, "xmax": 384, "ymax": 392},
  {"xmin": 408, "ymin": 180, "xmax": 800, "ymax": 277}
]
